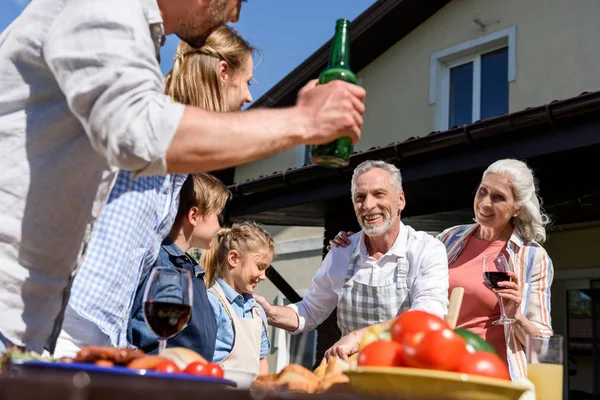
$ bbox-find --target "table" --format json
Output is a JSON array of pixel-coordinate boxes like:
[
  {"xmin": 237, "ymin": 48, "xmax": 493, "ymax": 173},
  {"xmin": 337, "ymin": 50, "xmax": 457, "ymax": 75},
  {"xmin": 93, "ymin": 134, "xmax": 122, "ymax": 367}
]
[{"xmin": 0, "ymin": 368, "xmax": 418, "ymax": 400}]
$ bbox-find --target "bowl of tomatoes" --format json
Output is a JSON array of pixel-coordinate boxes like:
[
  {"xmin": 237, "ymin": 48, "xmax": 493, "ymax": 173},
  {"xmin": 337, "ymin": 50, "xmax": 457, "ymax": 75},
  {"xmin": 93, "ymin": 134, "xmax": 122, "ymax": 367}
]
[{"xmin": 344, "ymin": 311, "xmax": 531, "ymax": 400}]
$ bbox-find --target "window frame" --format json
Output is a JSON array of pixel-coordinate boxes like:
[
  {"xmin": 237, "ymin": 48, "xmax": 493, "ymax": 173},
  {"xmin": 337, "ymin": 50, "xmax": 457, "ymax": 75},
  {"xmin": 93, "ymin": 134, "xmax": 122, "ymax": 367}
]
[{"xmin": 429, "ymin": 26, "xmax": 516, "ymax": 131}]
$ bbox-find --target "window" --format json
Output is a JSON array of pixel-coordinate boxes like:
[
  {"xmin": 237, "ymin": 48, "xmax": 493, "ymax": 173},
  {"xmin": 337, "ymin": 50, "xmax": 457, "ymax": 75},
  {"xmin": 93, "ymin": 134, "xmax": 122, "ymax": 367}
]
[
  {"xmin": 566, "ymin": 289, "xmax": 595, "ymax": 399},
  {"xmin": 430, "ymin": 27, "xmax": 516, "ymax": 131}
]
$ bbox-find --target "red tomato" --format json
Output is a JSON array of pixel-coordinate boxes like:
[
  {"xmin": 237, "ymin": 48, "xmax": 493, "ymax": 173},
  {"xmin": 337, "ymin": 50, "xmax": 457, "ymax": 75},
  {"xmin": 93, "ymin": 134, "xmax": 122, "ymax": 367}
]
[
  {"xmin": 357, "ymin": 340, "xmax": 405, "ymax": 367},
  {"xmin": 153, "ymin": 360, "xmax": 180, "ymax": 373},
  {"xmin": 184, "ymin": 361, "xmax": 209, "ymax": 376},
  {"xmin": 458, "ymin": 352, "xmax": 510, "ymax": 380},
  {"xmin": 206, "ymin": 362, "xmax": 224, "ymax": 378},
  {"xmin": 391, "ymin": 310, "xmax": 449, "ymax": 345},
  {"xmin": 404, "ymin": 328, "xmax": 469, "ymax": 371}
]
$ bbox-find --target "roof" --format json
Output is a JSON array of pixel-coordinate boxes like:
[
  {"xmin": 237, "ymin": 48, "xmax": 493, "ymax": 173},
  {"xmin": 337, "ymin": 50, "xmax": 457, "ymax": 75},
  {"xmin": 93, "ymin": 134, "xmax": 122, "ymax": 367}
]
[
  {"xmin": 231, "ymin": 90, "xmax": 600, "ymax": 196},
  {"xmin": 225, "ymin": 90, "xmax": 600, "ymax": 228}
]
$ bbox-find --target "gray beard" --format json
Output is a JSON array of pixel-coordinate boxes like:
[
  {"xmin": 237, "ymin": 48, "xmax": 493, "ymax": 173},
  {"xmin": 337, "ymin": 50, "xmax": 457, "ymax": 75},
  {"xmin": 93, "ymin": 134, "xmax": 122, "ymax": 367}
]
[{"xmin": 359, "ymin": 214, "xmax": 397, "ymax": 237}]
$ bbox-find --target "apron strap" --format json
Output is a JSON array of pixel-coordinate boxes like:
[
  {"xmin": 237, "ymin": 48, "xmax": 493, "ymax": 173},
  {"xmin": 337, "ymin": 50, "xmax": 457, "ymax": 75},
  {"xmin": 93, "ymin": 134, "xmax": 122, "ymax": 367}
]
[
  {"xmin": 208, "ymin": 282, "xmax": 238, "ymax": 365},
  {"xmin": 343, "ymin": 240, "xmax": 362, "ymax": 285},
  {"xmin": 208, "ymin": 283, "xmax": 236, "ymax": 322},
  {"xmin": 251, "ymin": 305, "xmax": 270, "ymax": 342}
]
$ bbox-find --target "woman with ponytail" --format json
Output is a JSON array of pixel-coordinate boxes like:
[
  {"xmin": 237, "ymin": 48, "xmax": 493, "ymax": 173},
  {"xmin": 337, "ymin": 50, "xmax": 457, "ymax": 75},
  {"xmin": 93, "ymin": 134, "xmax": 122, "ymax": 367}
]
[
  {"xmin": 201, "ymin": 222, "xmax": 275, "ymax": 376},
  {"xmin": 124, "ymin": 26, "xmax": 255, "ymax": 361},
  {"xmin": 53, "ymin": 25, "xmax": 256, "ymax": 358}
]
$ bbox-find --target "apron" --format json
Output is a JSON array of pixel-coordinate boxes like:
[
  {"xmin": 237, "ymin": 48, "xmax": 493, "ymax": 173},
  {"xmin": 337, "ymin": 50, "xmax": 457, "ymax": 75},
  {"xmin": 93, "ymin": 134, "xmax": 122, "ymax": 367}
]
[
  {"xmin": 337, "ymin": 243, "xmax": 412, "ymax": 336},
  {"xmin": 208, "ymin": 281, "xmax": 266, "ymax": 376}
]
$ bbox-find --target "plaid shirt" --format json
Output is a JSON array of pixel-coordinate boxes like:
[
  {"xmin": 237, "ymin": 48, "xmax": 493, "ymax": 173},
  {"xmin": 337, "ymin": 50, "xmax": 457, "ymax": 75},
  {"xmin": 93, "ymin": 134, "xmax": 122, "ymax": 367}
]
[
  {"xmin": 67, "ymin": 171, "xmax": 187, "ymax": 347},
  {"xmin": 436, "ymin": 224, "xmax": 554, "ymax": 380}
]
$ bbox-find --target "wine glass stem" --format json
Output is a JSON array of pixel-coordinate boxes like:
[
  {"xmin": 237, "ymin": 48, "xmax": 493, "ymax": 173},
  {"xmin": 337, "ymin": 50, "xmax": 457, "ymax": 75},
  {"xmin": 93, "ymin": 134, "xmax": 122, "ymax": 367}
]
[
  {"xmin": 497, "ymin": 294, "xmax": 507, "ymax": 320},
  {"xmin": 158, "ymin": 339, "xmax": 167, "ymax": 354}
]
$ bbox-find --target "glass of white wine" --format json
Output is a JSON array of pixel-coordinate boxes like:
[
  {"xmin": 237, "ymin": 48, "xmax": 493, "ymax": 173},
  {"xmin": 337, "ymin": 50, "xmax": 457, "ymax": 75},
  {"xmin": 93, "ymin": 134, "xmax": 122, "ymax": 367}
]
[{"xmin": 526, "ymin": 335, "xmax": 563, "ymax": 400}]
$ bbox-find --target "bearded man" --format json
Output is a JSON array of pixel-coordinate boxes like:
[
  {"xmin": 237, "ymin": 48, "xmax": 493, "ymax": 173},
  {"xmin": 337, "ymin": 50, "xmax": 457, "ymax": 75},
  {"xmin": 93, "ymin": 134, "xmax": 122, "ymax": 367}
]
[{"xmin": 255, "ymin": 160, "xmax": 449, "ymax": 362}]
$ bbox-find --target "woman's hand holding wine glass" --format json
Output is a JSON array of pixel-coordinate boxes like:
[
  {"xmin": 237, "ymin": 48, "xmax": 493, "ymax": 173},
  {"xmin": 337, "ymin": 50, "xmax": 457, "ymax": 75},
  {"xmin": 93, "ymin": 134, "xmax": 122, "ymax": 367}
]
[
  {"xmin": 494, "ymin": 270, "xmax": 522, "ymax": 320},
  {"xmin": 482, "ymin": 254, "xmax": 518, "ymax": 325}
]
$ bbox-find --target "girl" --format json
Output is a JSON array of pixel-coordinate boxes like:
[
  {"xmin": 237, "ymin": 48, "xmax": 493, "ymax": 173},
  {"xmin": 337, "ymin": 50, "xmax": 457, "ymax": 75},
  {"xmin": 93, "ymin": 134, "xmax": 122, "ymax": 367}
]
[{"xmin": 202, "ymin": 222, "xmax": 274, "ymax": 376}]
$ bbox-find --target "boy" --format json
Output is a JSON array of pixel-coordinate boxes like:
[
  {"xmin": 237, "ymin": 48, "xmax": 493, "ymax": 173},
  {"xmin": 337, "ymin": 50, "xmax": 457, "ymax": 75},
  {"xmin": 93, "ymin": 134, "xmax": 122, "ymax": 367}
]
[{"xmin": 128, "ymin": 174, "xmax": 230, "ymax": 360}]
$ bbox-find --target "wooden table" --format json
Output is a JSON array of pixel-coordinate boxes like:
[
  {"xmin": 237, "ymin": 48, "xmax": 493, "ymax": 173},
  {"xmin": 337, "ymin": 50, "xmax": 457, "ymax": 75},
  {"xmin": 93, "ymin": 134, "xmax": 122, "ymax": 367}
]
[{"xmin": 0, "ymin": 367, "xmax": 423, "ymax": 400}]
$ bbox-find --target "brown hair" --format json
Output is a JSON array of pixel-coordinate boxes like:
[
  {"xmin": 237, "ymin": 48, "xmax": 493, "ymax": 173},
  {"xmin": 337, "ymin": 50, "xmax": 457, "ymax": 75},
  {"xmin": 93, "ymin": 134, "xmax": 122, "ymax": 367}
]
[
  {"xmin": 201, "ymin": 221, "xmax": 275, "ymax": 288},
  {"xmin": 172, "ymin": 174, "xmax": 231, "ymax": 232},
  {"xmin": 164, "ymin": 25, "xmax": 256, "ymax": 111}
]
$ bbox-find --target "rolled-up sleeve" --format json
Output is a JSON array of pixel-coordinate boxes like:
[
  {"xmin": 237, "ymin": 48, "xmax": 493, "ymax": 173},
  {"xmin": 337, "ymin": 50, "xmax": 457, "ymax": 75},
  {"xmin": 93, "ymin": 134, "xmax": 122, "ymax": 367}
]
[
  {"xmin": 287, "ymin": 250, "xmax": 346, "ymax": 334},
  {"xmin": 410, "ymin": 239, "xmax": 449, "ymax": 318},
  {"xmin": 526, "ymin": 250, "xmax": 554, "ymax": 336},
  {"xmin": 43, "ymin": 0, "xmax": 184, "ymax": 176}
]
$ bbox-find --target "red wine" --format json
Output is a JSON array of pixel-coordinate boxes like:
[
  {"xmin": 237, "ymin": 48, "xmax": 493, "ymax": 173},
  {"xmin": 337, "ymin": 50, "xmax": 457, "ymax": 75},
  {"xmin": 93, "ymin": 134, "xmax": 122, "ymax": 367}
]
[
  {"xmin": 144, "ymin": 301, "xmax": 191, "ymax": 339},
  {"xmin": 484, "ymin": 271, "xmax": 511, "ymax": 289}
]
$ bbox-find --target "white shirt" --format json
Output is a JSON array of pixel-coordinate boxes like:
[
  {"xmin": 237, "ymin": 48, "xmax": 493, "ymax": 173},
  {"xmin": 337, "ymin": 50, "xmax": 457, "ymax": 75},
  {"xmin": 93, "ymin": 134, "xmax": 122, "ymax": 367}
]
[
  {"xmin": 288, "ymin": 222, "xmax": 449, "ymax": 333},
  {"xmin": 0, "ymin": 0, "xmax": 184, "ymax": 351}
]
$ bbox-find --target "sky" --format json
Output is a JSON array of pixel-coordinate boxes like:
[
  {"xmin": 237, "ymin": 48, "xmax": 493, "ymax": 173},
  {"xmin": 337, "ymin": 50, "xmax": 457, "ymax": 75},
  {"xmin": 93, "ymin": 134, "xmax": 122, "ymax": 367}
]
[{"xmin": 1, "ymin": 0, "xmax": 377, "ymax": 103}]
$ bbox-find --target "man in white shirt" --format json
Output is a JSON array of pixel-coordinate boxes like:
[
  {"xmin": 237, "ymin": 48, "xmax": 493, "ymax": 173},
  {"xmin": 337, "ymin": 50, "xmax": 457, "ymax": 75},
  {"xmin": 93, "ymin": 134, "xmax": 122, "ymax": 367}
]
[
  {"xmin": 0, "ymin": 0, "xmax": 366, "ymax": 353},
  {"xmin": 255, "ymin": 160, "xmax": 448, "ymax": 362}
]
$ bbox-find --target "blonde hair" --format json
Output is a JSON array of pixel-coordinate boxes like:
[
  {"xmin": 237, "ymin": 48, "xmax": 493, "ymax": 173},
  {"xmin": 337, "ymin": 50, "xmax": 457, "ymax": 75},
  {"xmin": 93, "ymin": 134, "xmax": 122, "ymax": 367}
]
[
  {"xmin": 483, "ymin": 159, "xmax": 550, "ymax": 243},
  {"xmin": 172, "ymin": 173, "xmax": 231, "ymax": 232},
  {"xmin": 201, "ymin": 221, "xmax": 275, "ymax": 288},
  {"xmin": 165, "ymin": 25, "xmax": 255, "ymax": 111}
]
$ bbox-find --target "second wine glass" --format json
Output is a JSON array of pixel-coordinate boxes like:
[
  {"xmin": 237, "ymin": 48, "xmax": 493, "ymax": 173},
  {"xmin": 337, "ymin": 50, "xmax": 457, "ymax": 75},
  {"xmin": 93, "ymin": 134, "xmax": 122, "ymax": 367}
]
[
  {"xmin": 482, "ymin": 253, "xmax": 515, "ymax": 325},
  {"xmin": 143, "ymin": 267, "xmax": 193, "ymax": 354}
]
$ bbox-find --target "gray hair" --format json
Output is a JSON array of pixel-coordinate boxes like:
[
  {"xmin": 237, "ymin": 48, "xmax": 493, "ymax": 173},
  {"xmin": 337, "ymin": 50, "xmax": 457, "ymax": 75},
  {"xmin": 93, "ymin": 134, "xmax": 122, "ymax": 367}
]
[
  {"xmin": 483, "ymin": 159, "xmax": 550, "ymax": 243},
  {"xmin": 351, "ymin": 160, "xmax": 403, "ymax": 200}
]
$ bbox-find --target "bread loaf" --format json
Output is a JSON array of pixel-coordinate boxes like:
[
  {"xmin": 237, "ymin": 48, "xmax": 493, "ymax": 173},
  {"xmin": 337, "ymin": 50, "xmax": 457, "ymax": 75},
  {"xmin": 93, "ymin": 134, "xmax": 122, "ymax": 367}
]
[{"xmin": 159, "ymin": 347, "xmax": 207, "ymax": 370}]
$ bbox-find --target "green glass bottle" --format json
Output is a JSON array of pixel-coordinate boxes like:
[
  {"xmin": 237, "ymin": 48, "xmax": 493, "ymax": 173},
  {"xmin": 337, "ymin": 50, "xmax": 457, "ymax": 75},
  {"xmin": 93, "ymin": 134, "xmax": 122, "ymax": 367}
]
[{"xmin": 311, "ymin": 18, "xmax": 357, "ymax": 168}]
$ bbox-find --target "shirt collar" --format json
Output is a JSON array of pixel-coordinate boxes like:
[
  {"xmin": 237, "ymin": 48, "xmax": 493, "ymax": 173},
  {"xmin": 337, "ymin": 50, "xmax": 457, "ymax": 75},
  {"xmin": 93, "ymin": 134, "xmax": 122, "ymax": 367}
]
[
  {"xmin": 508, "ymin": 227, "xmax": 525, "ymax": 249},
  {"xmin": 160, "ymin": 238, "xmax": 205, "ymax": 277},
  {"xmin": 352, "ymin": 221, "xmax": 408, "ymax": 260},
  {"xmin": 161, "ymin": 237, "xmax": 186, "ymax": 257},
  {"xmin": 217, "ymin": 278, "xmax": 254, "ymax": 304}
]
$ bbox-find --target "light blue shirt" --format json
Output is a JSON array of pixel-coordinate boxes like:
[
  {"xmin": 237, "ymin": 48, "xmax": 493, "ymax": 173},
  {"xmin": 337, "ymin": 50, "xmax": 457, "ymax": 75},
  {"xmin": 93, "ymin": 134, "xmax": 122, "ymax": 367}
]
[
  {"xmin": 0, "ymin": 0, "xmax": 185, "ymax": 352},
  {"xmin": 208, "ymin": 278, "xmax": 270, "ymax": 362}
]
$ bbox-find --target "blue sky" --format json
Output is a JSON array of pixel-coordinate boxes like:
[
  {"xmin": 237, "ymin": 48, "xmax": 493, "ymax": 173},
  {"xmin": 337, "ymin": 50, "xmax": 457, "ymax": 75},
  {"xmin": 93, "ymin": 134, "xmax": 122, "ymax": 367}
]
[{"xmin": 1, "ymin": 0, "xmax": 377, "ymax": 103}]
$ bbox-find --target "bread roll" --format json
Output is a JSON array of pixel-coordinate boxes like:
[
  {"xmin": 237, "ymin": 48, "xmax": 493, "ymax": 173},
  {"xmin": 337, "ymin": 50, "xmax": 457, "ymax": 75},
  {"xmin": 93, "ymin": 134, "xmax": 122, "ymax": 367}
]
[
  {"xmin": 159, "ymin": 347, "xmax": 207, "ymax": 370},
  {"xmin": 126, "ymin": 355, "xmax": 169, "ymax": 370},
  {"xmin": 324, "ymin": 357, "xmax": 350, "ymax": 377}
]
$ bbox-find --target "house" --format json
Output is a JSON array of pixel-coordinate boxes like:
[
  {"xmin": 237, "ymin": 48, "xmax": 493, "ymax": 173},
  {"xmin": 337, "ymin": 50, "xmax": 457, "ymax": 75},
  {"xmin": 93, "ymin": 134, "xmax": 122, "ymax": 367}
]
[{"xmin": 220, "ymin": 0, "xmax": 600, "ymax": 397}]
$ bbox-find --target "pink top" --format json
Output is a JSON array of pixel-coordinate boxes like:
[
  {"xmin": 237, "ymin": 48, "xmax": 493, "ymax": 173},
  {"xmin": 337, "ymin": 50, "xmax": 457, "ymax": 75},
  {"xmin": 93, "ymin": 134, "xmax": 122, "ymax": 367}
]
[{"xmin": 449, "ymin": 236, "xmax": 509, "ymax": 362}]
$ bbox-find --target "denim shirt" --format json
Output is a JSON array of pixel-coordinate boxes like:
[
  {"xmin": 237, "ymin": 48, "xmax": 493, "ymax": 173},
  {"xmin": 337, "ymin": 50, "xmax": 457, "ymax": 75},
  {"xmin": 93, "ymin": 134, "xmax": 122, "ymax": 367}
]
[
  {"xmin": 128, "ymin": 238, "xmax": 217, "ymax": 361},
  {"xmin": 207, "ymin": 278, "xmax": 270, "ymax": 363}
]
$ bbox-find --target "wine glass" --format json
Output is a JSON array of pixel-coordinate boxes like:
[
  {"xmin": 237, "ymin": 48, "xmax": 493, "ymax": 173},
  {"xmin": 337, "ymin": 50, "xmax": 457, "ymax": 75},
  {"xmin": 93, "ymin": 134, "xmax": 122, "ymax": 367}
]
[
  {"xmin": 143, "ymin": 267, "xmax": 193, "ymax": 353},
  {"xmin": 482, "ymin": 253, "xmax": 515, "ymax": 325}
]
